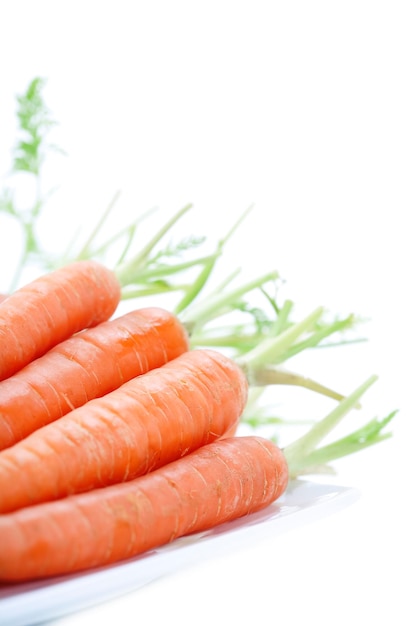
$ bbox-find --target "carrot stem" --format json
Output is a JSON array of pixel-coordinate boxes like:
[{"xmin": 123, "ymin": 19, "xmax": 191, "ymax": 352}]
[
  {"xmin": 288, "ymin": 411, "xmax": 397, "ymax": 475},
  {"xmin": 180, "ymin": 270, "xmax": 280, "ymax": 334},
  {"xmin": 236, "ymin": 306, "xmax": 324, "ymax": 377},
  {"xmin": 173, "ymin": 205, "xmax": 254, "ymax": 315},
  {"xmin": 119, "ymin": 252, "xmax": 222, "ymax": 284},
  {"xmin": 282, "ymin": 313, "xmax": 363, "ymax": 359},
  {"xmin": 282, "ymin": 375, "xmax": 397, "ymax": 477},
  {"xmin": 250, "ymin": 367, "xmax": 346, "ymax": 403},
  {"xmin": 75, "ymin": 190, "xmax": 123, "ymax": 260},
  {"xmin": 117, "ymin": 283, "xmax": 192, "ymax": 300},
  {"xmin": 114, "ymin": 203, "xmax": 193, "ymax": 285},
  {"xmin": 87, "ymin": 206, "xmax": 158, "ymax": 261},
  {"xmin": 270, "ymin": 298, "xmax": 294, "ymax": 335}
]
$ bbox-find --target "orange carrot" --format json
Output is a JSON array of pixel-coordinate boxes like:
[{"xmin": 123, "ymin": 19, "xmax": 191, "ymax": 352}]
[
  {"xmin": 0, "ymin": 435, "xmax": 288, "ymax": 582},
  {"xmin": 0, "ymin": 348, "xmax": 248, "ymax": 514},
  {"xmin": 0, "ymin": 260, "xmax": 121, "ymax": 382},
  {"xmin": 0, "ymin": 373, "xmax": 395, "ymax": 582},
  {"xmin": 0, "ymin": 307, "xmax": 189, "ymax": 450},
  {"xmin": 0, "ymin": 306, "xmax": 355, "ymax": 512}
]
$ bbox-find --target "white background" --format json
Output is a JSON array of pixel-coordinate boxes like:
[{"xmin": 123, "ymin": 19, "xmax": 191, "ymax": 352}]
[{"xmin": 0, "ymin": 2, "xmax": 416, "ymax": 624}]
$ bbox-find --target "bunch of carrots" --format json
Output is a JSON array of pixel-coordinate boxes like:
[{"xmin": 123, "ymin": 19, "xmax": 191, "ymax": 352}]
[
  {"xmin": 0, "ymin": 252, "xmax": 395, "ymax": 583},
  {"xmin": 0, "ymin": 78, "xmax": 396, "ymax": 585}
]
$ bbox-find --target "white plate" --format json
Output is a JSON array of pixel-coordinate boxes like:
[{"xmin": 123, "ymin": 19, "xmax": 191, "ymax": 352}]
[{"xmin": 0, "ymin": 479, "xmax": 359, "ymax": 626}]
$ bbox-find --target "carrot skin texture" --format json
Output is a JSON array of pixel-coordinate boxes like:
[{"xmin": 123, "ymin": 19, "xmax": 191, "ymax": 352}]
[
  {"xmin": 0, "ymin": 260, "xmax": 121, "ymax": 382},
  {"xmin": 0, "ymin": 349, "xmax": 248, "ymax": 513},
  {"xmin": 0, "ymin": 307, "xmax": 190, "ymax": 449},
  {"xmin": 0, "ymin": 436, "xmax": 288, "ymax": 582}
]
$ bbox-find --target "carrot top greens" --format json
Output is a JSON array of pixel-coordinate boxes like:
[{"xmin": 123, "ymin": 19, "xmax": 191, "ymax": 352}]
[
  {"xmin": 283, "ymin": 377, "xmax": 397, "ymax": 477},
  {"xmin": 0, "ymin": 77, "xmax": 64, "ymax": 291}
]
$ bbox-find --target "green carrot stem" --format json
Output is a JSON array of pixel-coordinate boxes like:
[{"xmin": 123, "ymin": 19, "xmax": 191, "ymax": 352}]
[
  {"xmin": 181, "ymin": 270, "xmax": 280, "ymax": 334},
  {"xmin": 114, "ymin": 223, "xmax": 137, "ymax": 267},
  {"xmin": 189, "ymin": 331, "xmax": 265, "ymax": 351},
  {"xmin": 120, "ymin": 284, "xmax": 191, "ymax": 299},
  {"xmin": 287, "ymin": 411, "xmax": 397, "ymax": 476},
  {"xmin": 75, "ymin": 190, "xmax": 123, "ymax": 259},
  {"xmin": 283, "ymin": 375, "xmax": 379, "ymax": 476},
  {"xmin": 236, "ymin": 306, "xmax": 324, "ymax": 377},
  {"xmin": 250, "ymin": 367, "xmax": 347, "ymax": 403},
  {"xmin": 88, "ymin": 207, "xmax": 157, "ymax": 260},
  {"xmin": 173, "ymin": 255, "xmax": 219, "ymax": 315},
  {"xmin": 118, "ymin": 252, "xmax": 221, "ymax": 284},
  {"xmin": 173, "ymin": 206, "xmax": 253, "ymax": 315},
  {"xmin": 114, "ymin": 204, "xmax": 193, "ymax": 285},
  {"xmin": 282, "ymin": 314, "xmax": 360, "ymax": 361},
  {"xmin": 270, "ymin": 299, "xmax": 294, "ymax": 336}
]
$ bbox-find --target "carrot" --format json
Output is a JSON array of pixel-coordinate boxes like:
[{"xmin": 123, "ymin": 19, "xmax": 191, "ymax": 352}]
[
  {"xmin": 0, "ymin": 435, "xmax": 288, "ymax": 582},
  {"xmin": 0, "ymin": 305, "xmax": 358, "ymax": 513},
  {"xmin": 0, "ymin": 348, "xmax": 248, "ymax": 514},
  {"xmin": 0, "ymin": 260, "xmax": 121, "ymax": 382},
  {"xmin": 0, "ymin": 264, "xmax": 352, "ymax": 451},
  {"xmin": 0, "ymin": 307, "xmax": 189, "ymax": 450},
  {"xmin": 0, "ymin": 377, "xmax": 396, "ymax": 583}
]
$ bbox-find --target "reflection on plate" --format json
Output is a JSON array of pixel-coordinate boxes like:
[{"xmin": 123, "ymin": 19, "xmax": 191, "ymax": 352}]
[{"xmin": 0, "ymin": 479, "xmax": 359, "ymax": 626}]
